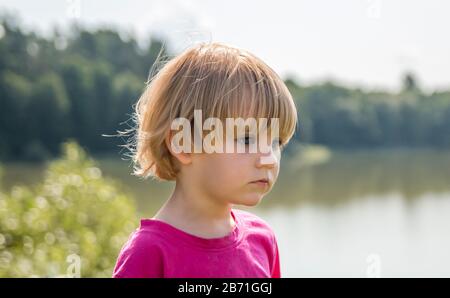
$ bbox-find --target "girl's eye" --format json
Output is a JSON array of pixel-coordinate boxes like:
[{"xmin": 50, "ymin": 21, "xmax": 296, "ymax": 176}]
[
  {"xmin": 235, "ymin": 136, "xmax": 284, "ymax": 149},
  {"xmin": 236, "ymin": 136, "xmax": 256, "ymax": 145}
]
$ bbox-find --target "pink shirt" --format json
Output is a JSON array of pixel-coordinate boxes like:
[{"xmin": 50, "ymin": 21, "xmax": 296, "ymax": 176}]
[{"xmin": 112, "ymin": 208, "xmax": 281, "ymax": 278}]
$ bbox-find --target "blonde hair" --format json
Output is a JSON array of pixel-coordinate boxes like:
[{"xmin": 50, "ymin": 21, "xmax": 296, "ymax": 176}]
[{"xmin": 126, "ymin": 42, "xmax": 298, "ymax": 181}]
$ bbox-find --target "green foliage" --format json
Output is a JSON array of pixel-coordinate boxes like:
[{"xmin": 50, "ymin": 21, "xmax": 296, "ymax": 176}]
[
  {"xmin": 289, "ymin": 80, "xmax": 450, "ymax": 148},
  {"xmin": 1, "ymin": 13, "xmax": 450, "ymax": 161},
  {"xmin": 0, "ymin": 15, "xmax": 166, "ymax": 160},
  {"xmin": 0, "ymin": 141, "xmax": 138, "ymax": 277}
]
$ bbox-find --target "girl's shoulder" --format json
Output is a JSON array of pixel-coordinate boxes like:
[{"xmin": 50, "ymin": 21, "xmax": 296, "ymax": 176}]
[
  {"xmin": 124, "ymin": 219, "xmax": 175, "ymax": 249},
  {"xmin": 112, "ymin": 227, "xmax": 165, "ymax": 278},
  {"xmin": 117, "ymin": 226, "xmax": 165, "ymax": 256},
  {"xmin": 233, "ymin": 208, "xmax": 273, "ymax": 228},
  {"xmin": 232, "ymin": 208, "xmax": 277, "ymax": 240}
]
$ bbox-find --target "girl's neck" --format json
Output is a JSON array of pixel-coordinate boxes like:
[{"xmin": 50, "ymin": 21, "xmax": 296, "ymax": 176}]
[{"xmin": 152, "ymin": 179, "xmax": 236, "ymax": 239}]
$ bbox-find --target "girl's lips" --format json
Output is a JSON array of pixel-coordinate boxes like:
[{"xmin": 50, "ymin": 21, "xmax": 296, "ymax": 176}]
[{"xmin": 250, "ymin": 179, "xmax": 270, "ymax": 187}]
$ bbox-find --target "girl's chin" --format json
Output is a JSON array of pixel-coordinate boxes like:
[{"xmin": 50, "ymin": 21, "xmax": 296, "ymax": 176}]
[{"xmin": 235, "ymin": 195, "xmax": 264, "ymax": 207}]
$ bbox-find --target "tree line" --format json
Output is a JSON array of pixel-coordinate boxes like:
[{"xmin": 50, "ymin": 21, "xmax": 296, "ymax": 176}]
[{"xmin": 1, "ymin": 14, "xmax": 449, "ymax": 162}]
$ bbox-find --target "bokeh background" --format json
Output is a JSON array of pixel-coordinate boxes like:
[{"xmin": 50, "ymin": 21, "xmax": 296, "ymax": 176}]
[{"xmin": 1, "ymin": 0, "xmax": 450, "ymax": 277}]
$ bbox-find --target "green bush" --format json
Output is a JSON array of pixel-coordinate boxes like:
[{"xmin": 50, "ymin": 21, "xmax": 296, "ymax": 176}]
[{"xmin": 0, "ymin": 141, "xmax": 138, "ymax": 277}]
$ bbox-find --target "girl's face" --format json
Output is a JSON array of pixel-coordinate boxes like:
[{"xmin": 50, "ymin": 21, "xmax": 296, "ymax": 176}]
[{"xmin": 190, "ymin": 131, "xmax": 282, "ymax": 207}]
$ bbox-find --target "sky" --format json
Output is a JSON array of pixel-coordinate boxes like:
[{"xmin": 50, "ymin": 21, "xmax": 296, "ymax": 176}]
[{"xmin": 1, "ymin": 0, "xmax": 449, "ymax": 92}]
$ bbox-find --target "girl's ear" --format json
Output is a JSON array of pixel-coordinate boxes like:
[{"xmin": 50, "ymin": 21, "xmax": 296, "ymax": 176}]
[{"xmin": 165, "ymin": 130, "xmax": 192, "ymax": 166}]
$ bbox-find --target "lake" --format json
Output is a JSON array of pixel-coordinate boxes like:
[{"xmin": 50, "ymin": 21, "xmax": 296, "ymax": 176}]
[{"xmin": 2, "ymin": 148, "xmax": 450, "ymax": 277}]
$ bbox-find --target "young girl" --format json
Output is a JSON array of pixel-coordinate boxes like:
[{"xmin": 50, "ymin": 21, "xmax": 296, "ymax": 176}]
[{"xmin": 112, "ymin": 42, "xmax": 298, "ymax": 278}]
